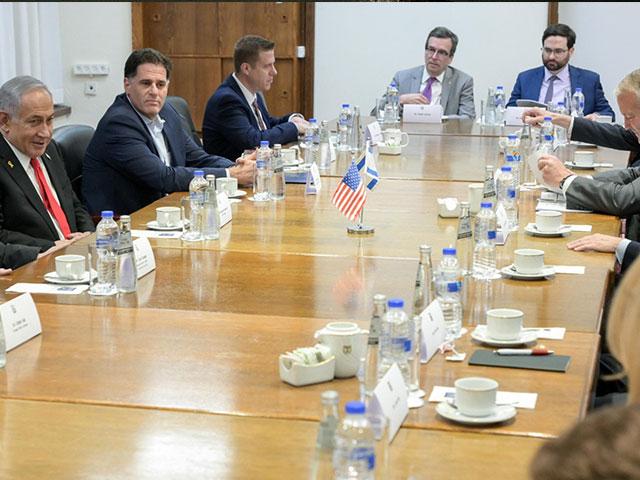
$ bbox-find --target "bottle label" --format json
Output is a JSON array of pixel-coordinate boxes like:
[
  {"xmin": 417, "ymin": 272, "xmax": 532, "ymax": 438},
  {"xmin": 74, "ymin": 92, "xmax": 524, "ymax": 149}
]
[
  {"xmin": 457, "ymin": 217, "xmax": 472, "ymax": 239},
  {"xmin": 483, "ymin": 176, "xmax": 496, "ymax": 198},
  {"xmin": 350, "ymin": 447, "xmax": 375, "ymax": 471}
]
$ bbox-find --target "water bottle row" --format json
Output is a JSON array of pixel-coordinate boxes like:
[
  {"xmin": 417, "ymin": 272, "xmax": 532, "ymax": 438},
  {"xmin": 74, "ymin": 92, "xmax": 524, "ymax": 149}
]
[
  {"xmin": 301, "ymin": 118, "xmax": 333, "ymax": 170},
  {"xmin": 337, "ymin": 104, "xmax": 363, "ymax": 153}
]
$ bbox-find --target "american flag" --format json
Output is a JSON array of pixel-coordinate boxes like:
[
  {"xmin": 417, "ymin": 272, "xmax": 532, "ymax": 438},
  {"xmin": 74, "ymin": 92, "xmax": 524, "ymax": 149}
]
[{"xmin": 332, "ymin": 160, "xmax": 366, "ymax": 221}]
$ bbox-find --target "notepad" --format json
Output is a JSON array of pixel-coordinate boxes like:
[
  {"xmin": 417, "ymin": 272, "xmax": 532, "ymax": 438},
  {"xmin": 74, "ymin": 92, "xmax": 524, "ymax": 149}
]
[{"xmin": 469, "ymin": 349, "xmax": 571, "ymax": 372}]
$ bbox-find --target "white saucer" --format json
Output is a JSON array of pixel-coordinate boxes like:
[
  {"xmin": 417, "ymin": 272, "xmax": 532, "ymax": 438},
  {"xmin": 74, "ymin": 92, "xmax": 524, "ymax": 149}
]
[
  {"xmin": 471, "ymin": 325, "xmax": 538, "ymax": 347},
  {"xmin": 146, "ymin": 220, "xmax": 183, "ymax": 231},
  {"xmin": 524, "ymin": 223, "xmax": 572, "ymax": 237},
  {"xmin": 436, "ymin": 402, "xmax": 517, "ymax": 425},
  {"xmin": 227, "ymin": 190, "xmax": 247, "ymax": 199},
  {"xmin": 44, "ymin": 270, "xmax": 96, "ymax": 285},
  {"xmin": 501, "ymin": 264, "xmax": 555, "ymax": 280}
]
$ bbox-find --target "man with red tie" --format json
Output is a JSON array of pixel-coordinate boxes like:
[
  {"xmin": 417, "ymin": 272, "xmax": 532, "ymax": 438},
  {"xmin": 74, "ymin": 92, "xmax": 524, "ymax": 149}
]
[{"xmin": 0, "ymin": 76, "xmax": 94, "ymax": 253}]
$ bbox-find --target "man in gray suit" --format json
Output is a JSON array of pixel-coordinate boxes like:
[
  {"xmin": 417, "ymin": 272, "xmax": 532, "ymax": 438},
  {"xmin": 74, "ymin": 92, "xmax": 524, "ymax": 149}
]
[{"xmin": 379, "ymin": 26, "xmax": 475, "ymax": 119}]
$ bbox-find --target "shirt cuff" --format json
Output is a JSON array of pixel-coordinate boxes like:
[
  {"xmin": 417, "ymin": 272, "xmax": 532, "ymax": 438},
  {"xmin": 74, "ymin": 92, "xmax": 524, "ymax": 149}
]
[
  {"xmin": 561, "ymin": 174, "xmax": 578, "ymax": 194},
  {"xmin": 225, "ymin": 168, "xmax": 231, "ymax": 178},
  {"xmin": 616, "ymin": 238, "xmax": 631, "ymax": 264},
  {"xmin": 288, "ymin": 113, "xmax": 304, "ymax": 122}
]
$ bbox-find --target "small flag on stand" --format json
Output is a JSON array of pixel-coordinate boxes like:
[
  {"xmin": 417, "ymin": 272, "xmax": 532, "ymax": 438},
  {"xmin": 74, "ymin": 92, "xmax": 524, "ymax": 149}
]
[
  {"xmin": 357, "ymin": 140, "xmax": 379, "ymax": 191},
  {"xmin": 332, "ymin": 160, "xmax": 366, "ymax": 221}
]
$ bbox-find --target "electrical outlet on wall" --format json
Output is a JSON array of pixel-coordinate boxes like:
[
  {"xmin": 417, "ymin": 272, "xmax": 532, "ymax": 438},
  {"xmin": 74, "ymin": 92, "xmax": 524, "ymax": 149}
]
[{"xmin": 84, "ymin": 81, "xmax": 97, "ymax": 96}]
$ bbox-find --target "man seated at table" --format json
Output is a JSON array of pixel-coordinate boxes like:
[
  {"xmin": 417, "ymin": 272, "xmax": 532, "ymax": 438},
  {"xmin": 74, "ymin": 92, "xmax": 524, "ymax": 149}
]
[
  {"xmin": 375, "ymin": 26, "xmax": 475, "ymax": 119},
  {"xmin": 83, "ymin": 48, "xmax": 255, "ymax": 216},
  {"xmin": 202, "ymin": 35, "xmax": 310, "ymax": 160},
  {"xmin": 507, "ymin": 23, "xmax": 614, "ymax": 120},
  {"xmin": 0, "ymin": 75, "xmax": 94, "ymax": 251}
]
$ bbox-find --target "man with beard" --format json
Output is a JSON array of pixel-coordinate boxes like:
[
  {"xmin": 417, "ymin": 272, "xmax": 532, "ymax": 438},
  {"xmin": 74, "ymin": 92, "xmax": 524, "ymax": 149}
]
[{"xmin": 507, "ymin": 23, "xmax": 614, "ymax": 120}]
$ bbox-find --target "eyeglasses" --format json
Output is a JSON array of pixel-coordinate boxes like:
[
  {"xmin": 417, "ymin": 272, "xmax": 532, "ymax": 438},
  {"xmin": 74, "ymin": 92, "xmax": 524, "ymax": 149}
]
[
  {"xmin": 541, "ymin": 47, "xmax": 569, "ymax": 56},
  {"xmin": 426, "ymin": 46, "xmax": 451, "ymax": 58}
]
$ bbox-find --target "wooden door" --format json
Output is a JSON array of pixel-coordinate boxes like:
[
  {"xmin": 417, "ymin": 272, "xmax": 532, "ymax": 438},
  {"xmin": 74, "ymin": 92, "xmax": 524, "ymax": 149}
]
[{"xmin": 132, "ymin": 2, "xmax": 314, "ymax": 133}]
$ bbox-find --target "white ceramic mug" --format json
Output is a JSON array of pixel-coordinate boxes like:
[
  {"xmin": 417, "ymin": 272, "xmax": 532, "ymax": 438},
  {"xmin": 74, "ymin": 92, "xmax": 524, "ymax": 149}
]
[
  {"xmin": 486, "ymin": 308, "xmax": 524, "ymax": 340},
  {"xmin": 468, "ymin": 183, "xmax": 484, "ymax": 214},
  {"xmin": 314, "ymin": 321, "xmax": 368, "ymax": 378},
  {"xmin": 454, "ymin": 377, "xmax": 498, "ymax": 417},
  {"xmin": 535, "ymin": 210, "xmax": 563, "ymax": 232},
  {"xmin": 573, "ymin": 150, "xmax": 595, "ymax": 167},
  {"xmin": 383, "ymin": 129, "xmax": 409, "ymax": 147},
  {"xmin": 514, "ymin": 248, "xmax": 545, "ymax": 274},
  {"xmin": 55, "ymin": 254, "xmax": 86, "ymax": 280},
  {"xmin": 216, "ymin": 177, "xmax": 238, "ymax": 196},
  {"xmin": 156, "ymin": 206, "xmax": 181, "ymax": 227}
]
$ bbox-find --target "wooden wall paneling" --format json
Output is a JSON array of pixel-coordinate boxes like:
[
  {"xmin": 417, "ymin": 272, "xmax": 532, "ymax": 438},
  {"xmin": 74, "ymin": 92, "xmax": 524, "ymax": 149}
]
[
  {"xmin": 302, "ymin": 3, "xmax": 315, "ymax": 118},
  {"xmin": 131, "ymin": 3, "xmax": 143, "ymax": 49}
]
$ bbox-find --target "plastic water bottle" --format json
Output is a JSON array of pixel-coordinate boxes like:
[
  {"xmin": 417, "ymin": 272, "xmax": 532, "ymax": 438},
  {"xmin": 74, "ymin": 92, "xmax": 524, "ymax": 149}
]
[
  {"xmin": 494, "ymin": 86, "xmax": 506, "ymax": 124},
  {"xmin": 203, "ymin": 174, "xmax": 220, "ymax": 240},
  {"xmin": 436, "ymin": 247, "xmax": 461, "ymax": 300},
  {"xmin": 456, "ymin": 202, "xmax": 473, "ymax": 277},
  {"xmin": 318, "ymin": 120, "xmax": 332, "ymax": 170},
  {"xmin": 116, "ymin": 215, "xmax": 137, "ymax": 293},
  {"xmin": 497, "ymin": 166, "xmax": 518, "ymax": 231},
  {"xmin": 482, "ymin": 165, "xmax": 497, "ymax": 206},
  {"xmin": 350, "ymin": 106, "xmax": 362, "ymax": 152},
  {"xmin": 484, "ymin": 87, "xmax": 496, "ymax": 125},
  {"xmin": 473, "ymin": 202, "xmax": 497, "ymax": 279},
  {"xmin": 311, "ymin": 390, "xmax": 340, "ymax": 480},
  {"xmin": 338, "ymin": 104, "xmax": 352, "ymax": 152},
  {"xmin": 378, "ymin": 298, "xmax": 410, "ymax": 385},
  {"xmin": 253, "ymin": 140, "xmax": 270, "ymax": 202},
  {"xmin": 571, "ymin": 88, "xmax": 585, "ymax": 117},
  {"xmin": 91, "ymin": 210, "xmax": 118, "ymax": 296},
  {"xmin": 505, "ymin": 134, "xmax": 522, "ymax": 185},
  {"xmin": 303, "ymin": 118, "xmax": 319, "ymax": 167},
  {"xmin": 439, "ymin": 282, "xmax": 463, "ymax": 342},
  {"xmin": 184, "ymin": 170, "xmax": 208, "ymax": 241},
  {"xmin": 270, "ymin": 144, "xmax": 286, "ymax": 200},
  {"xmin": 554, "ymin": 101, "xmax": 569, "ymax": 145},
  {"xmin": 386, "ymin": 81, "xmax": 400, "ymax": 124},
  {"xmin": 540, "ymin": 133, "xmax": 554, "ymax": 152},
  {"xmin": 361, "ymin": 294, "xmax": 386, "ymax": 404},
  {"xmin": 409, "ymin": 246, "xmax": 434, "ymax": 393},
  {"xmin": 333, "ymin": 401, "xmax": 376, "ymax": 480},
  {"xmin": 541, "ymin": 116, "xmax": 554, "ymax": 141}
]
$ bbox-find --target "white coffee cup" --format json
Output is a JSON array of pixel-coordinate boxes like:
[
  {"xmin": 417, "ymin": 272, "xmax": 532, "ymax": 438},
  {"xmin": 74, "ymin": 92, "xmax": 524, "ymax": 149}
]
[
  {"xmin": 596, "ymin": 114, "xmax": 613, "ymax": 124},
  {"xmin": 454, "ymin": 377, "xmax": 498, "ymax": 417},
  {"xmin": 216, "ymin": 177, "xmax": 238, "ymax": 196},
  {"xmin": 535, "ymin": 210, "xmax": 563, "ymax": 232},
  {"xmin": 281, "ymin": 148, "xmax": 298, "ymax": 164},
  {"xmin": 573, "ymin": 150, "xmax": 595, "ymax": 167},
  {"xmin": 314, "ymin": 321, "xmax": 368, "ymax": 378},
  {"xmin": 514, "ymin": 248, "xmax": 545, "ymax": 274},
  {"xmin": 468, "ymin": 183, "xmax": 484, "ymax": 214},
  {"xmin": 55, "ymin": 254, "xmax": 86, "ymax": 280},
  {"xmin": 156, "ymin": 206, "xmax": 181, "ymax": 227},
  {"xmin": 383, "ymin": 129, "xmax": 409, "ymax": 147},
  {"xmin": 486, "ymin": 308, "xmax": 524, "ymax": 340}
]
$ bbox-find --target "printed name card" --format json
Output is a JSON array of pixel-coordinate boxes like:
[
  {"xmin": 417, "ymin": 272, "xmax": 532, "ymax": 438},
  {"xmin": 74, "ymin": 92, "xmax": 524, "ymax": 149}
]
[
  {"xmin": 0, "ymin": 293, "xmax": 42, "ymax": 351},
  {"xmin": 370, "ymin": 363, "xmax": 408, "ymax": 443},
  {"xmin": 420, "ymin": 300, "xmax": 446, "ymax": 363},
  {"xmin": 504, "ymin": 106, "xmax": 527, "ymax": 126},
  {"xmin": 217, "ymin": 192, "xmax": 233, "ymax": 227},
  {"xmin": 133, "ymin": 237, "xmax": 156, "ymax": 279},
  {"xmin": 305, "ymin": 163, "xmax": 322, "ymax": 195},
  {"xmin": 366, "ymin": 121, "xmax": 384, "ymax": 145},
  {"xmin": 403, "ymin": 104, "xmax": 443, "ymax": 123}
]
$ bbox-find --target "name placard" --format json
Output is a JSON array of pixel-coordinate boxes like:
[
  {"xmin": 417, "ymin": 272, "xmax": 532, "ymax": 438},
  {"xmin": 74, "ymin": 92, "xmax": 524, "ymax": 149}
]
[
  {"xmin": 403, "ymin": 104, "xmax": 443, "ymax": 123},
  {"xmin": 0, "ymin": 293, "xmax": 42, "ymax": 351},
  {"xmin": 366, "ymin": 121, "xmax": 384, "ymax": 145},
  {"xmin": 420, "ymin": 300, "xmax": 446, "ymax": 363},
  {"xmin": 370, "ymin": 363, "xmax": 408, "ymax": 443},
  {"xmin": 133, "ymin": 237, "xmax": 156, "ymax": 279},
  {"xmin": 217, "ymin": 192, "xmax": 232, "ymax": 227},
  {"xmin": 305, "ymin": 163, "xmax": 321, "ymax": 195},
  {"xmin": 505, "ymin": 106, "xmax": 527, "ymax": 126}
]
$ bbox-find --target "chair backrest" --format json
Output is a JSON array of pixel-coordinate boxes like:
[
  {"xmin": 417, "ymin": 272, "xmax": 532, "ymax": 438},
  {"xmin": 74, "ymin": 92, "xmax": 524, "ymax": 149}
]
[
  {"xmin": 165, "ymin": 95, "xmax": 202, "ymax": 146},
  {"xmin": 52, "ymin": 124, "xmax": 95, "ymax": 202}
]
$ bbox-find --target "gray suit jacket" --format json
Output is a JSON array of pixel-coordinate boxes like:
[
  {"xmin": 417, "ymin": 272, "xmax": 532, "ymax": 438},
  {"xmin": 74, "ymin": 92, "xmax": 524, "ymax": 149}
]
[
  {"xmin": 572, "ymin": 117, "xmax": 640, "ymax": 167},
  {"xmin": 378, "ymin": 65, "xmax": 475, "ymax": 119}
]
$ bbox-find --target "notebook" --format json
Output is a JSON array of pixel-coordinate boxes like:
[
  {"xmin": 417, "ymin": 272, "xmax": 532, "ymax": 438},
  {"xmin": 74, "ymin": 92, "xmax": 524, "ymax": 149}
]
[{"xmin": 469, "ymin": 349, "xmax": 571, "ymax": 372}]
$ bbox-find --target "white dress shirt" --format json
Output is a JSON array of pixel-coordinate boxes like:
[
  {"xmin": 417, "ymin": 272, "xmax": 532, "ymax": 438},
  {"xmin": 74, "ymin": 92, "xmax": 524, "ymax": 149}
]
[{"xmin": 127, "ymin": 95, "xmax": 172, "ymax": 167}]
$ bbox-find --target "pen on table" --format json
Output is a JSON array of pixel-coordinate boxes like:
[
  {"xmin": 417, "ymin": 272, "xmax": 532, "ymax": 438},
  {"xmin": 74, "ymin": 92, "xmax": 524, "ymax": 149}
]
[{"xmin": 494, "ymin": 347, "xmax": 554, "ymax": 356}]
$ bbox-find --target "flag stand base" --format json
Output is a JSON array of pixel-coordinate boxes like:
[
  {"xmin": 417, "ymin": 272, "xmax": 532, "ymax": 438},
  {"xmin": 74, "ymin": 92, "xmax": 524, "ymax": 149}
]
[{"xmin": 347, "ymin": 224, "xmax": 375, "ymax": 235}]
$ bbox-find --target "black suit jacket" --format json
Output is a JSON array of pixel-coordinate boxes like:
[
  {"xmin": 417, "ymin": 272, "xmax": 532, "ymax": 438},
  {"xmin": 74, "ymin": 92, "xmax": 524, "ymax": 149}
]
[
  {"xmin": 622, "ymin": 240, "xmax": 640, "ymax": 272},
  {"xmin": 202, "ymin": 75, "xmax": 298, "ymax": 160},
  {"xmin": 0, "ymin": 242, "xmax": 39, "ymax": 270},
  {"xmin": 0, "ymin": 135, "xmax": 94, "ymax": 250}
]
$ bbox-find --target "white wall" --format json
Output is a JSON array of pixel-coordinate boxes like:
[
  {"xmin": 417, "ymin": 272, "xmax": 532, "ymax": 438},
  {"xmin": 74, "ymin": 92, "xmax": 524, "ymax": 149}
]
[{"xmin": 56, "ymin": 2, "xmax": 131, "ymax": 128}]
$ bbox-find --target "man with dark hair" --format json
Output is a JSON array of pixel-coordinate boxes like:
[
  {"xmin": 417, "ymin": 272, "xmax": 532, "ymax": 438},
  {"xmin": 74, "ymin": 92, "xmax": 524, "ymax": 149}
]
[
  {"xmin": 507, "ymin": 23, "xmax": 614, "ymax": 119},
  {"xmin": 84, "ymin": 48, "xmax": 254, "ymax": 216},
  {"xmin": 202, "ymin": 35, "xmax": 310, "ymax": 160},
  {"xmin": 0, "ymin": 75, "xmax": 93, "ymax": 252},
  {"xmin": 375, "ymin": 26, "xmax": 475, "ymax": 119}
]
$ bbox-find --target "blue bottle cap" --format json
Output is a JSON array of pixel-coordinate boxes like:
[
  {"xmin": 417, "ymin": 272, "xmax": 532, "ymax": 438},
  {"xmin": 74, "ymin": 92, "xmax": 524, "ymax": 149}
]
[
  {"xmin": 387, "ymin": 298, "xmax": 404, "ymax": 309},
  {"xmin": 194, "ymin": 170, "xmax": 204, "ymax": 176},
  {"xmin": 508, "ymin": 134, "xmax": 517, "ymax": 139},
  {"xmin": 342, "ymin": 103, "xmax": 350, "ymax": 108},
  {"xmin": 309, "ymin": 118, "xmax": 317, "ymax": 123},
  {"xmin": 544, "ymin": 135, "xmax": 553, "ymax": 141},
  {"xmin": 505, "ymin": 155, "xmax": 515, "ymax": 162},
  {"xmin": 575, "ymin": 87, "xmax": 582, "ymax": 92},
  {"xmin": 501, "ymin": 166, "xmax": 512, "ymax": 172},
  {"xmin": 260, "ymin": 140, "xmax": 269, "ymax": 147},
  {"xmin": 508, "ymin": 188, "xmax": 516, "ymax": 198},
  {"xmin": 101, "ymin": 210, "xmax": 114, "ymax": 218},
  {"xmin": 558, "ymin": 101, "xmax": 565, "ymax": 106},
  {"xmin": 443, "ymin": 247, "xmax": 456, "ymax": 256},
  {"xmin": 447, "ymin": 282, "xmax": 459, "ymax": 293},
  {"xmin": 480, "ymin": 202, "xmax": 493, "ymax": 209},
  {"xmin": 345, "ymin": 401, "xmax": 366, "ymax": 414},
  {"xmin": 488, "ymin": 230, "xmax": 496, "ymax": 239}
]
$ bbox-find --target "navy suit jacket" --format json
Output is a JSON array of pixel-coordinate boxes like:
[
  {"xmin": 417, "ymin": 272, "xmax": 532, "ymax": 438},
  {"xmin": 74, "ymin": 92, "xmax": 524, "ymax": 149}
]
[
  {"xmin": 202, "ymin": 75, "xmax": 299, "ymax": 160},
  {"xmin": 507, "ymin": 65, "xmax": 615, "ymax": 119},
  {"xmin": 83, "ymin": 94, "xmax": 234, "ymax": 216},
  {"xmin": 0, "ymin": 135, "xmax": 94, "ymax": 251}
]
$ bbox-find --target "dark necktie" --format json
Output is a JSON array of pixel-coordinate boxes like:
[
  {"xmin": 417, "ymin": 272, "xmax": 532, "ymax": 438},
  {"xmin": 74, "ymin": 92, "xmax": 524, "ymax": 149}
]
[
  {"xmin": 422, "ymin": 77, "xmax": 436, "ymax": 102},
  {"xmin": 252, "ymin": 99, "xmax": 267, "ymax": 131},
  {"xmin": 544, "ymin": 75, "xmax": 558, "ymax": 104},
  {"xmin": 30, "ymin": 157, "xmax": 71, "ymax": 238}
]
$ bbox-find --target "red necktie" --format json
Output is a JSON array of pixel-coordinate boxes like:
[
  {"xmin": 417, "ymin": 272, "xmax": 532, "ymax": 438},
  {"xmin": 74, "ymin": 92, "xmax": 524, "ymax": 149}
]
[{"xmin": 30, "ymin": 158, "xmax": 71, "ymax": 238}]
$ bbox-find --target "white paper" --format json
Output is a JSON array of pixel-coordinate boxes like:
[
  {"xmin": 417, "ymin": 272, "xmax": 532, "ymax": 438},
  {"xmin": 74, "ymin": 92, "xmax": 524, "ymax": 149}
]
[
  {"xmin": 568, "ymin": 224, "xmax": 592, "ymax": 232},
  {"xmin": 6, "ymin": 283, "xmax": 88, "ymax": 295},
  {"xmin": 420, "ymin": 300, "xmax": 446, "ymax": 363},
  {"xmin": 428, "ymin": 386, "xmax": 538, "ymax": 410},
  {"xmin": 366, "ymin": 121, "xmax": 384, "ymax": 145},
  {"xmin": 217, "ymin": 192, "xmax": 233, "ymax": 227},
  {"xmin": 402, "ymin": 104, "xmax": 443, "ymax": 123},
  {"xmin": 550, "ymin": 265, "xmax": 585, "ymax": 275},
  {"xmin": 132, "ymin": 230, "xmax": 182, "ymax": 239},
  {"xmin": 504, "ymin": 106, "xmax": 527, "ymax": 126},
  {"xmin": 522, "ymin": 327, "xmax": 566, "ymax": 340},
  {"xmin": 0, "ymin": 293, "xmax": 42, "ymax": 351},
  {"xmin": 370, "ymin": 363, "xmax": 409, "ymax": 443},
  {"xmin": 133, "ymin": 237, "xmax": 156, "ymax": 279},
  {"xmin": 495, "ymin": 229, "xmax": 510, "ymax": 246},
  {"xmin": 495, "ymin": 203, "xmax": 508, "ymax": 231},
  {"xmin": 310, "ymin": 162, "xmax": 322, "ymax": 191}
]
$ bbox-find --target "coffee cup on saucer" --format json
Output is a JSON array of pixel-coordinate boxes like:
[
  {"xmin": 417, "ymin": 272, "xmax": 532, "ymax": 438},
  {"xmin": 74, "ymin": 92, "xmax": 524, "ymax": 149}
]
[
  {"xmin": 486, "ymin": 308, "xmax": 523, "ymax": 340},
  {"xmin": 454, "ymin": 377, "xmax": 498, "ymax": 417},
  {"xmin": 535, "ymin": 210, "xmax": 563, "ymax": 232},
  {"xmin": 55, "ymin": 254, "xmax": 86, "ymax": 280},
  {"xmin": 216, "ymin": 177, "xmax": 238, "ymax": 196},
  {"xmin": 573, "ymin": 150, "xmax": 595, "ymax": 167},
  {"xmin": 156, "ymin": 206, "xmax": 181, "ymax": 227},
  {"xmin": 513, "ymin": 248, "xmax": 545, "ymax": 275},
  {"xmin": 383, "ymin": 128, "xmax": 409, "ymax": 147}
]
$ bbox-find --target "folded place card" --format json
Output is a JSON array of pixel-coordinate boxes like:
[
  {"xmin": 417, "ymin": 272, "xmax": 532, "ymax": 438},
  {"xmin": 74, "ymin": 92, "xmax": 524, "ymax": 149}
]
[
  {"xmin": 469, "ymin": 349, "xmax": 571, "ymax": 373},
  {"xmin": 217, "ymin": 192, "xmax": 233, "ymax": 227},
  {"xmin": 133, "ymin": 237, "xmax": 156, "ymax": 279},
  {"xmin": 366, "ymin": 121, "xmax": 384, "ymax": 145},
  {"xmin": 568, "ymin": 225, "xmax": 593, "ymax": 232},
  {"xmin": 132, "ymin": 230, "xmax": 182, "ymax": 239},
  {"xmin": 403, "ymin": 104, "xmax": 443, "ymax": 123},
  {"xmin": 0, "ymin": 293, "xmax": 42, "ymax": 351},
  {"xmin": 428, "ymin": 385, "xmax": 538, "ymax": 409},
  {"xmin": 522, "ymin": 327, "xmax": 566, "ymax": 340},
  {"xmin": 420, "ymin": 300, "xmax": 446, "ymax": 364},
  {"xmin": 369, "ymin": 363, "xmax": 408, "ymax": 443},
  {"xmin": 504, "ymin": 106, "xmax": 527, "ymax": 126},
  {"xmin": 550, "ymin": 265, "xmax": 585, "ymax": 275},
  {"xmin": 6, "ymin": 283, "xmax": 88, "ymax": 295}
]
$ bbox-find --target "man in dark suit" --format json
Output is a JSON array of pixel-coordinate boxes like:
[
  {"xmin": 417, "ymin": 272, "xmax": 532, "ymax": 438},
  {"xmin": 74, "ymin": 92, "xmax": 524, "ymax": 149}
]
[
  {"xmin": 84, "ymin": 48, "xmax": 254, "ymax": 216},
  {"xmin": 507, "ymin": 23, "xmax": 614, "ymax": 119},
  {"xmin": 0, "ymin": 76, "xmax": 93, "ymax": 253},
  {"xmin": 202, "ymin": 35, "xmax": 310, "ymax": 160}
]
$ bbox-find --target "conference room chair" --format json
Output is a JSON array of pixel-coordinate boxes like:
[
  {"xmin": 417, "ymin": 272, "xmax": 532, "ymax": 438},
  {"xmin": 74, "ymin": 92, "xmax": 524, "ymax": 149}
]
[
  {"xmin": 52, "ymin": 124, "xmax": 95, "ymax": 204},
  {"xmin": 165, "ymin": 95, "xmax": 202, "ymax": 146}
]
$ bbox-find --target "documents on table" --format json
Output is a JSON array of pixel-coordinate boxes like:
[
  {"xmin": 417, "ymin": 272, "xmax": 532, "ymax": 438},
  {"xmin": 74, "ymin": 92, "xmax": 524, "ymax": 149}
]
[{"xmin": 6, "ymin": 283, "xmax": 88, "ymax": 295}]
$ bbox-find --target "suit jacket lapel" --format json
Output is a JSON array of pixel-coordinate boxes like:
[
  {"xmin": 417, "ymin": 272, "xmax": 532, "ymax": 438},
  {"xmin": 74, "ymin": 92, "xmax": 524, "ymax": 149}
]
[
  {"xmin": 569, "ymin": 65, "xmax": 580, "ymax": 93},
  {"xmin": 257, "ymin": 93, "xmax": 271, "ymax": 129},
  {"xmin": 41, "ymin": 146, "xmax": 75, "ymax": 230},
  {"xmin": 228, "ymin": 76, "xmax": 260, "ymax": 130},
  {"xmin": 440, "ymin": 67, "xmax": 452, "ymax": 112},
  {"xmin": 529, "ymin": 67, "xmax": 546, "ymax": 101},
  {"xmin": 411, "ymin": 67, "xmax": 422, "ymax": 94}
]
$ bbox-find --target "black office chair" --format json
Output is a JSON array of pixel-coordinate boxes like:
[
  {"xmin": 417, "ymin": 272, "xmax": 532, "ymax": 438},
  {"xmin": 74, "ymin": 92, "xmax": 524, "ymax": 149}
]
[
  {"xmin": 165, "ymin": 95, "xmax": 202, "ymax": 146},
  {"xmin": 52, "ymin": 124, "xmax": 95, "ymax": 203}
]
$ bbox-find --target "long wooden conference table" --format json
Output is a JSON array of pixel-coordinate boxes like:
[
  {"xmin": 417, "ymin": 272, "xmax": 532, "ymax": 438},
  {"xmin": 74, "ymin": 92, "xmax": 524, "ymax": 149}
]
[{"xmin": 0, "ymin": 122, "xmax": 629, "ymax": 478}]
